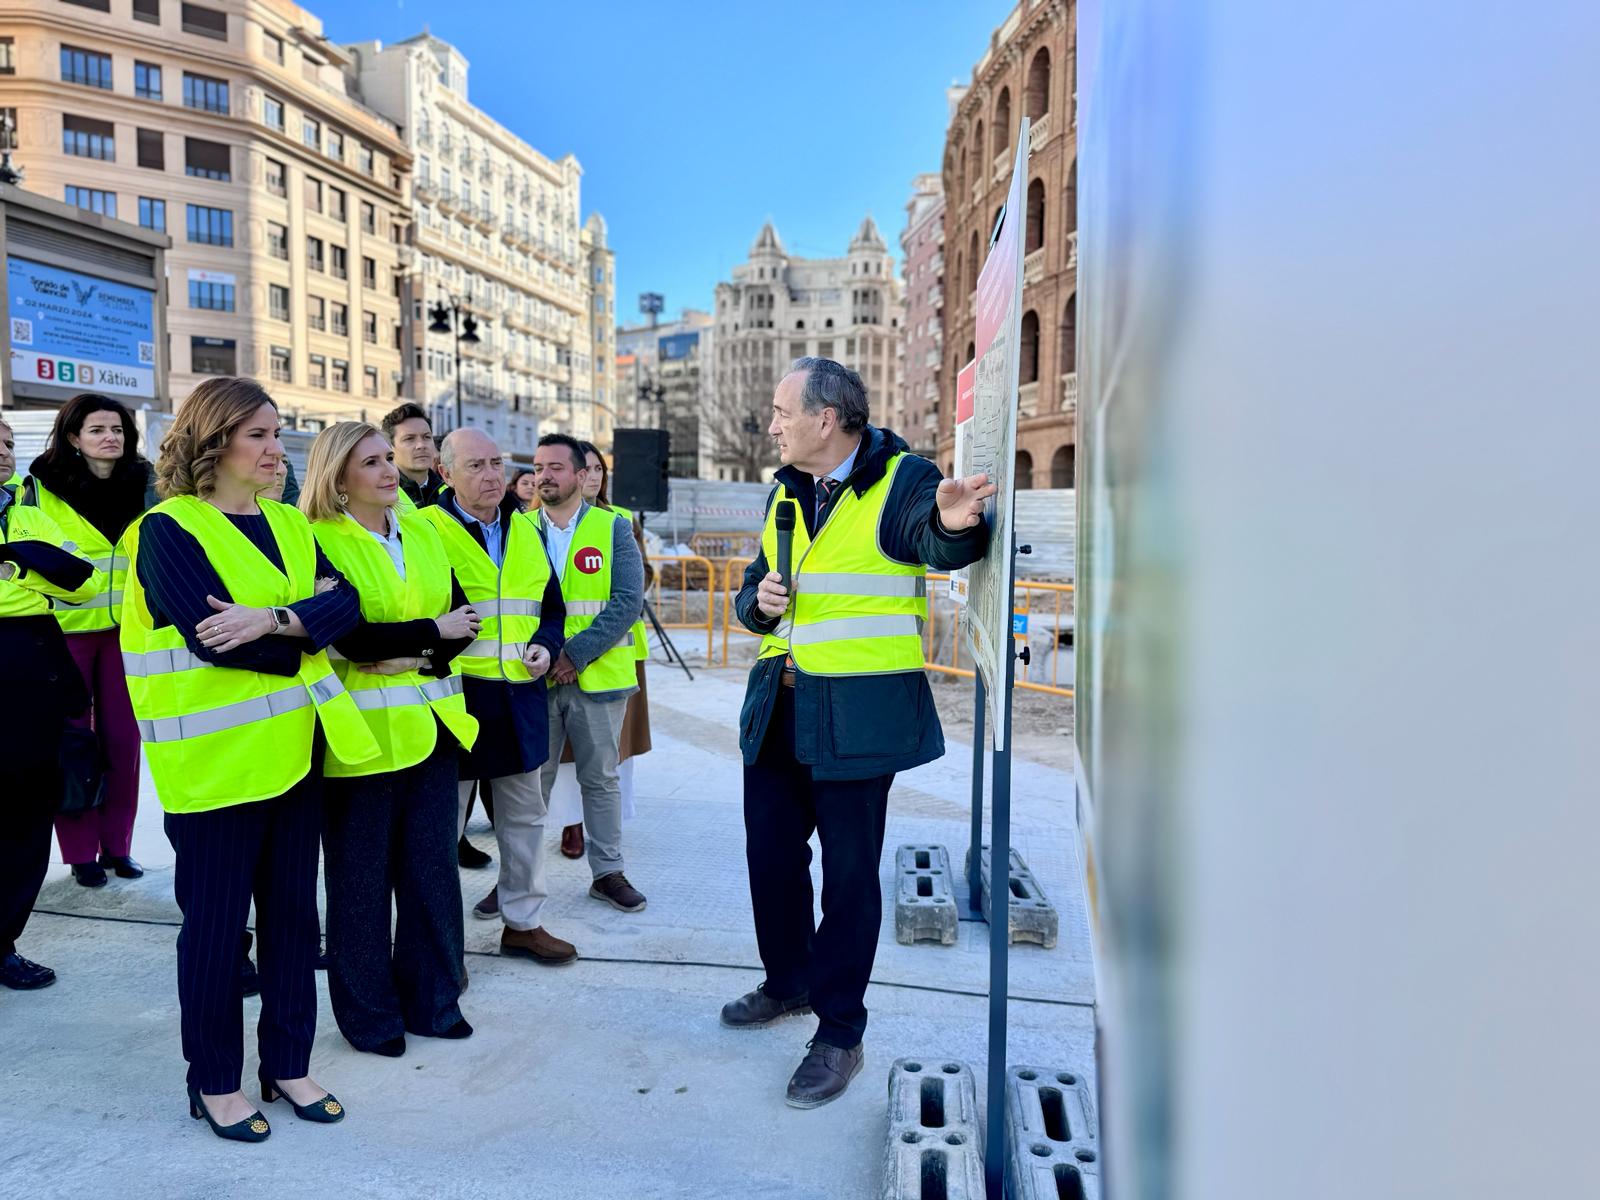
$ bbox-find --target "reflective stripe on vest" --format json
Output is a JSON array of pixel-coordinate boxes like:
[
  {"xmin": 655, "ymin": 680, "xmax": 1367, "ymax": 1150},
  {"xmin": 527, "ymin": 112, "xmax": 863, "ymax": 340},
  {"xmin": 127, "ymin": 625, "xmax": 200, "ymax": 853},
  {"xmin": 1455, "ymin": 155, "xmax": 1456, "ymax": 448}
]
[
  {"xmin": 309, "ymin": 510, "xmax": 480, "ymax": 777},
  {"xmin": 411, "ymin": 503, "xmax": 551, "ymax": 685},
  {"xmin": 608, "ymin": 504, "xmax": 650, "ymax": 660},
  {"xmin": 0, "ymin": 501, "xmax": 103, "ymax": 619},
  {"xmin": 756, "ymin": 454, "xmax": 927, "ymax": 677},
  {"xmin": 533, "ymin": 504, "xmax": 637, "ymax": 693},
  {"xmin": 120, "ymin": 496, "xmax": 380, "ymax": 812},
  {"xmin": 30, "ymin": 479, "xmax": 129, "ymax": 632}
]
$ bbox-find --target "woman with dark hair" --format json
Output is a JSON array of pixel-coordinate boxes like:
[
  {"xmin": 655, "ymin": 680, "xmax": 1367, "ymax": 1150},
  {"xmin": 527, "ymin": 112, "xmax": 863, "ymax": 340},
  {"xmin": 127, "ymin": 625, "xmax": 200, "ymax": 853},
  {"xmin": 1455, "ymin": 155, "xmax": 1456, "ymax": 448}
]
[
  {"xmin": 125, "ymin": 377, "xmax": 378, "ymax": 1141},
  {"xmin": 23, "ymin": 393, "xmax": 154, "ymax": 886},
  {"xmin": 549, "ymin": 441, "xmax": 654, "ymax": 859},
  {"xmin": 510, "ymin": 467, "xmax": 539, "ymax": 512}
]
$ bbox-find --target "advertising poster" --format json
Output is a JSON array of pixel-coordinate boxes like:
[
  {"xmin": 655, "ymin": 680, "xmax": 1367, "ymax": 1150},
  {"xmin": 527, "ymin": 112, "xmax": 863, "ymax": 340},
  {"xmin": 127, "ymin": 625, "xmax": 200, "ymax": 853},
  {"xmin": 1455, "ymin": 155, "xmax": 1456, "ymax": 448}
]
[
  {"xmin": 949, "ymin": 359, "xmax": 976, "ymax": 606},
  {"xmin": 7, "ymin": 256, "xmax": 156, "ymax": 399},
  {"xmin": 962, "ymin": 121, "xmax": 1030, "ymax": 751}
]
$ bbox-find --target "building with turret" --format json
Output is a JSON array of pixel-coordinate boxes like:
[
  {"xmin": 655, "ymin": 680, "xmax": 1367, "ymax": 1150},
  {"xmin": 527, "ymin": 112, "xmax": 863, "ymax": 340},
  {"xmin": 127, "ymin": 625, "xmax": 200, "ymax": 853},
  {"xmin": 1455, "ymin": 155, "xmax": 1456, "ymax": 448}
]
[{"xmin": 710, "ymin": 217, "xmax": 903, "ymax": 480}]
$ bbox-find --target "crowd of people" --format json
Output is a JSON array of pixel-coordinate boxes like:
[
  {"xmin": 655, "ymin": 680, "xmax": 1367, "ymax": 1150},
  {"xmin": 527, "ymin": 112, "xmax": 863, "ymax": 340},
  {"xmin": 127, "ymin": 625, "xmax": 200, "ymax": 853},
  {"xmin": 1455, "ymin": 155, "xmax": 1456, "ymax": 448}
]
[{"xmin": 0, "ymin": 356, "xmax": 994, "ymax": 1138}]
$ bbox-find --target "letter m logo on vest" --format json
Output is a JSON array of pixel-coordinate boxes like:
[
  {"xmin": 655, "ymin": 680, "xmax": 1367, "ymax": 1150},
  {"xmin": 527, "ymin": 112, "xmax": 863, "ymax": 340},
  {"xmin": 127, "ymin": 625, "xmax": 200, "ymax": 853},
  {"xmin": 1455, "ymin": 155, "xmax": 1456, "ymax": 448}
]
[{"xmin": 575, "ymin": 547, "xmax": 604, "ymax": 575}]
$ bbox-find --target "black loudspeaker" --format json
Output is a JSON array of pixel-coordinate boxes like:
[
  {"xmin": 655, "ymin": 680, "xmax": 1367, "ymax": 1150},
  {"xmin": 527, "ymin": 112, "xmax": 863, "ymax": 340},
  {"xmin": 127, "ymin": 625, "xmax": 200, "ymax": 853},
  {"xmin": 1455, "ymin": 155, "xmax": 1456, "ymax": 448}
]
[{"xmin": 611, "ymin": 427, "xmax": 671, "ymax": 512}]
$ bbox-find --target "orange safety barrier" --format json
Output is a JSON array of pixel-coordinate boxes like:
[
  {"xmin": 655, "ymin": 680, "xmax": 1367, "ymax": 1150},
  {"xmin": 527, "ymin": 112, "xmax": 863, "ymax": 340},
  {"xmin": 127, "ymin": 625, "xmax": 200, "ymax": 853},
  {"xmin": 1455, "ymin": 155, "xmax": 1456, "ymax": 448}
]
[
  {"xmin": 714, "ymin": 560, "xmax": 1073, "ymax": 699},
  {"xmin": 690, "ymin": 531, "xmax": 762, "ymax": 561},
  {"xmin": 645, "ymin": 554, "xmax": 717, "ymax": 663},
  {"xmin": 924, "ymin": 574, "xmax": 1074, "ymax": 698}
]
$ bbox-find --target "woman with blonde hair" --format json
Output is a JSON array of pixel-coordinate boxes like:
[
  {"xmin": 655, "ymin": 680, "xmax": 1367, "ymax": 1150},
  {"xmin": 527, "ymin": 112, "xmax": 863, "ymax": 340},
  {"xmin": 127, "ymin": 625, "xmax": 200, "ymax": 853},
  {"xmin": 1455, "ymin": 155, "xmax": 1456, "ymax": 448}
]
[
  {"xmin": 301, "ymin": 422, "xmax": 482, "ymax": 1056},
  {"xmin": 123, "ymin": 377, "xmax": 378, "ymax": 1142}
]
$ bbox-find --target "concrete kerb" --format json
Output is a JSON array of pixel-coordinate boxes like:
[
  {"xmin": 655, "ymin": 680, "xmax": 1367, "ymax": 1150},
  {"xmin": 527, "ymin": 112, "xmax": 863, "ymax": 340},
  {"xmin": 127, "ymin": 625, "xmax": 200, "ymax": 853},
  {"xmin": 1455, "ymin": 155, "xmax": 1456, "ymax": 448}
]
[
  {"xmin": 1004, "ymin": 1065, "xmax": 1100, "ymax": 1200},
  {"xmin": 883, "ymin": 1057, "xmax": 986, "ymax": 1200},
  {"xmin": 894, "ymin": 844, "xmax": 961, "ymax": 946},
  {"xmin": 968, "ymin": 844, "xmax": 1060, "ymax": 949}
]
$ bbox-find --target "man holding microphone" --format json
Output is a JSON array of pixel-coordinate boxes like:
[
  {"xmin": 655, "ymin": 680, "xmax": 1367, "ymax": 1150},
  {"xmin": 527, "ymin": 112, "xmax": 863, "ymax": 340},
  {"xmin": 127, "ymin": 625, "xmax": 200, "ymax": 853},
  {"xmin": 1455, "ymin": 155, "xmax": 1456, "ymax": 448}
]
[{"xmin": 725, "ymin": 357, "xmax": 995, "ymax": 1108}]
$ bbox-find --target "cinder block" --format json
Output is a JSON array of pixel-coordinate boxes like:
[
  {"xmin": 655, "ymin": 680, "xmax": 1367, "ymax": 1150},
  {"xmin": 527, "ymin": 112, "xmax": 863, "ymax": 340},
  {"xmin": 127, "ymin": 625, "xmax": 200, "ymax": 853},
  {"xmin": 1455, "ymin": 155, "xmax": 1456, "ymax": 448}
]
[
  {"xmin": 967, "ymin": 845, "xmax": 1060, "ymax": 949},
  {"xmin": 894, "ymin": 844, "xmax": 960, "ymax": 946},
  {"xmin": 883, "ymin": 1058, "xmax": 985, "ymax": 1200},
  {"xmin": 1004, "ymin": 1065, "xmax": 1100, "ymax": 1200}
]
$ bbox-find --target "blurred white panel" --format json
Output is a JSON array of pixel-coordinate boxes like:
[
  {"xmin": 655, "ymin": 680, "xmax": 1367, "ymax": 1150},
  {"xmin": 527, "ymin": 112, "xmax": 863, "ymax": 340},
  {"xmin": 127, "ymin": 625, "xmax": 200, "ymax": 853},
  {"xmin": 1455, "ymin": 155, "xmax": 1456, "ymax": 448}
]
[{"xmin": 1081, "ymin": 2, "xmax": 1600, "ymax": 1197}]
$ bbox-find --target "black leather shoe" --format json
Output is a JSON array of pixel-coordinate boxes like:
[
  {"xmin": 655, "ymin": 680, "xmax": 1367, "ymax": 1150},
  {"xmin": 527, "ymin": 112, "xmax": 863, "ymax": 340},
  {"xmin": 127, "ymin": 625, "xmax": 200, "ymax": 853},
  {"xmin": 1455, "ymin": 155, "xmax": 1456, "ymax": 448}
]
[
  {"xmin": 70, "ymin": 861, "xmax": 107, "ymax": 888},
  {"xmin": 720, "ymin": 983, "xmax": 811, "ymax": 1029},
  {"xmin": 259, "ymin": 1073, "xmax": 344, "ymax": 1123},
  {"xmin": 458, "ymin": 836, "xmax": 492, "ymax": 868},
  {"xmin": 188, "ymin": 1086, "xmax": 270, "ymax": 1142},
  {"xmin": 438, "ymin": 1018, "xmax": 473, "ymax": 1040},
  {"xmin": 0, "ymin": 952, "xmax": 56, "ymax": 990},
  {"xmin": 98, "ymin": 853, "xmax": 144, "ymax": 879},
  {"xmin": 785, "ymin": 1039, "xmax": 864, "ymax": 1109},
  {"xmin": 240, "ymin": 955, "xmax": 260, "ymax": 998}
]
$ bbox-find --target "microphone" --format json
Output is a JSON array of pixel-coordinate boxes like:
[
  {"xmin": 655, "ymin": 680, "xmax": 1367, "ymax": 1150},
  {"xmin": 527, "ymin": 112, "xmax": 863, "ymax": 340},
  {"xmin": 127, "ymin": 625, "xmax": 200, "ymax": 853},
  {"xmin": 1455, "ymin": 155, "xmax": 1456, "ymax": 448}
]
[{"xmin": 774, "ymin": 500, "xmax": 795, "ymax": 595}]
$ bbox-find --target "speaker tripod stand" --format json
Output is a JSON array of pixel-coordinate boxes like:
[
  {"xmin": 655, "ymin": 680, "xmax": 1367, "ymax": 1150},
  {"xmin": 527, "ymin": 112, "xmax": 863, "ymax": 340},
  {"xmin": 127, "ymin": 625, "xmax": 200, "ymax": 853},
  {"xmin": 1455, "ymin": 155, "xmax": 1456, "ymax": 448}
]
[
  {"xmin": 642, "ymin": 598, "xmax": 693, "ymax": 680},
  {"xmin": 636, "ymin": 512, "xmax": 693, "ymax": 680}
]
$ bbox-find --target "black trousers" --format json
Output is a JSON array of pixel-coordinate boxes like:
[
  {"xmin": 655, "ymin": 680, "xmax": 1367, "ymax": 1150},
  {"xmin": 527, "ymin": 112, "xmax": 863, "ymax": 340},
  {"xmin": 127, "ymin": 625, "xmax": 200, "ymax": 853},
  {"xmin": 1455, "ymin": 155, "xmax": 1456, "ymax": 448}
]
[
  {"xmin": 322, "ymin": 734, "xmax": 464, "ymax": 1049},
  {"xmin": 743, "ymin": 686, "xmax": 892, "ymax": 1049},
  {"xmin": 0, "ymin": 759, "xmax": 59, "ymax": 958},
  {"xmin": 164, "ymin": 770, "xmax": 322, "ymax": 1094}
]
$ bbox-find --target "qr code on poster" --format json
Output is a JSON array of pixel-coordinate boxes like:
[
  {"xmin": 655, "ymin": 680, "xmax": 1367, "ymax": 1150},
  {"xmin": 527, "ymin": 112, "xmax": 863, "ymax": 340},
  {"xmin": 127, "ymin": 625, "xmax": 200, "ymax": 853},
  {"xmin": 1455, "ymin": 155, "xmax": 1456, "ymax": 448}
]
[
  {"xmin": 139, "ymin": 342, "xmax": 154, "ymax": 364},
  {"xmin": 11, "ymin": 318, "xmax": 32, "ymax": 345}
]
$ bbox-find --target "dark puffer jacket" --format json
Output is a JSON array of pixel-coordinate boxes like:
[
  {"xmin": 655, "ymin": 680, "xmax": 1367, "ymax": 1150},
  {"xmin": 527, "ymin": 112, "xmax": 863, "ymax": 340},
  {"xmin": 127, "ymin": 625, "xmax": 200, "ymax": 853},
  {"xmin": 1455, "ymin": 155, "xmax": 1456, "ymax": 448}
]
[{"xmin": 735, "ymin": 425, "xmax": 990, "ymax": 781}]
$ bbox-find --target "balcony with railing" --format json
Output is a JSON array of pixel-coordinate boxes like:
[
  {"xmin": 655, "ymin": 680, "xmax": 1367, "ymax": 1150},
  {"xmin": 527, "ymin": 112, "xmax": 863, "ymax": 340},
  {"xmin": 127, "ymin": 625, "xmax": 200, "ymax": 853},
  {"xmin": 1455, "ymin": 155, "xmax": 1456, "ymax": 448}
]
[
  {"xmin": 1027, "ymin": 111, "xmax": 1053, "ymax": 152},
  {"xmin": 1060, "ymin": 372, "xmax": 1078, "ymax": 422},
  {"xmin": 1023, "ymin": 247, "xmax": 1045, "ymax": 286},
  {"xmin": 1019, "ymin": 380, "xmax": 1040, "ymax": 418}
]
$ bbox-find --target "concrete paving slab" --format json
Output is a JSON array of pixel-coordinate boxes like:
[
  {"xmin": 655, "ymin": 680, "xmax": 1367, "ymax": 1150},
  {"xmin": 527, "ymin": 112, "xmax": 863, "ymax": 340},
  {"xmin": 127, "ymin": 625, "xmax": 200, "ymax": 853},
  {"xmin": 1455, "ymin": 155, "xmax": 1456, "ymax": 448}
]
[{"xmin": 3, "ymin": 664, "xmax": 1092, "ymax": 1198}]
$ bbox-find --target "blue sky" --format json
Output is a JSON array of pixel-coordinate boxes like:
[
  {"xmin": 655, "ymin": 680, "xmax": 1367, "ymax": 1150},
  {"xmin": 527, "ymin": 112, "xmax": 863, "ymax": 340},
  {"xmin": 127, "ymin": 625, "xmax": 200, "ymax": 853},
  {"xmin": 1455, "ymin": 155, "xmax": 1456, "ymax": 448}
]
[{"xmin": 319, "ymin": 0, "xmax": 1015, "ymax": 327}]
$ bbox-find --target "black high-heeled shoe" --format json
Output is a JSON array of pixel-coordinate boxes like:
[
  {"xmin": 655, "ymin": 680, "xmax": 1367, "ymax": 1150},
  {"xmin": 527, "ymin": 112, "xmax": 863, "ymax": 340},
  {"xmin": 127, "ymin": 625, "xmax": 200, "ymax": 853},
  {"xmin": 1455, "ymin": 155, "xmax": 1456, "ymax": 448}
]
[
  {"xmin": 97, "ymin": 853, "xmax": 144, "ymax": 879},
  {"xmin": 187, "ymin": 1085, "xmax": 270, "ymax": 1142},
  {"xmin": 259, "ymin": 1073, "xmax": 345, "ymax": 1123}
]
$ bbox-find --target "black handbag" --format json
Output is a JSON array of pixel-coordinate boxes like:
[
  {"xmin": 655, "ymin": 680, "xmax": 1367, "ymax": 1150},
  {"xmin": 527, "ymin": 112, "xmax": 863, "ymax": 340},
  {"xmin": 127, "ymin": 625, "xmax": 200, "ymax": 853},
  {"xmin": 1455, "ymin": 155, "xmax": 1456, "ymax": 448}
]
[{"xmin": 56, "ymin": 727, "xmax": 107, "ymax": 815}]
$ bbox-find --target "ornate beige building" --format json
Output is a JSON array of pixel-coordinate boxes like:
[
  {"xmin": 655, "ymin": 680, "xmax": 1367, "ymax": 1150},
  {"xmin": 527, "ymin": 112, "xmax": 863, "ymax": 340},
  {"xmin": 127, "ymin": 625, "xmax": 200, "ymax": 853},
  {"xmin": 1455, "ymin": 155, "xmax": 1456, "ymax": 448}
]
[
  {"xmin": 712, "ymin": 218, "xmax": 902, "ymax": 481},
  {"xmin": 895, "ymin": 171, "xmax": 947, "ymax": 459},
  {"xmin": 0, "ymin": 0, "xmax": 410, "ymax": 426},
  {"xmin": 941, "ymin": 0, "xmax": 1077, "ymax": 488},
  {"xmin": 349, "ymin": 33, "xmax": 610, "ymax": 457}
]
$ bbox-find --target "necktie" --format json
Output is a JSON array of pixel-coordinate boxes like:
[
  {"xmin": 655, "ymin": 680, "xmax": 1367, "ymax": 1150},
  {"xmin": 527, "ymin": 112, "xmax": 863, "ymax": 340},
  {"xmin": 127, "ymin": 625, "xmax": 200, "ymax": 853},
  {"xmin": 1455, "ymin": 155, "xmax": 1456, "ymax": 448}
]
[{"xmin": 815, "ymin": 477, "xmax": 841, "ymax": 525}]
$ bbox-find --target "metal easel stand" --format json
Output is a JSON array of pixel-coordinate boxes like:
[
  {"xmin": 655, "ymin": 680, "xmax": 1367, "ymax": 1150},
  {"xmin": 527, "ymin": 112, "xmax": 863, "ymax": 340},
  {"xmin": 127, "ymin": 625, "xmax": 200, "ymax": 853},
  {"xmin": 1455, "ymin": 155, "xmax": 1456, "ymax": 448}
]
[{"xmin": 966, "ymin": 538, "xmax": 1026, "ymax": 1200}]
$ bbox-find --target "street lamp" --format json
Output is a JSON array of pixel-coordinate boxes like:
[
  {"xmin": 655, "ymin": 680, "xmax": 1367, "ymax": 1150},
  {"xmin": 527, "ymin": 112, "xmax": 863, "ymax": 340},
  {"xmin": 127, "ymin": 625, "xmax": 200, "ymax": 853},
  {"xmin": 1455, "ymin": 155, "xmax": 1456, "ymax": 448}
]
[
  {"xmin": 636, "ymin": 379, "xmax": 665, "ymax": 430},
  {"xmin": 428, "ymin": 292, "xmax": 482, "ymax": 432}
]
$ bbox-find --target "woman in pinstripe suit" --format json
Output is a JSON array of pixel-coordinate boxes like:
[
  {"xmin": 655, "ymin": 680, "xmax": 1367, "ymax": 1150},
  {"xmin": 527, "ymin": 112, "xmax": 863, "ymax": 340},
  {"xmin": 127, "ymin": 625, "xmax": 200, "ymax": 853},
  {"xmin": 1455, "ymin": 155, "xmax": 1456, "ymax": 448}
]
[{"xmin": 129, "ymin": 379, "xmax": 362, "ymax": 1141}]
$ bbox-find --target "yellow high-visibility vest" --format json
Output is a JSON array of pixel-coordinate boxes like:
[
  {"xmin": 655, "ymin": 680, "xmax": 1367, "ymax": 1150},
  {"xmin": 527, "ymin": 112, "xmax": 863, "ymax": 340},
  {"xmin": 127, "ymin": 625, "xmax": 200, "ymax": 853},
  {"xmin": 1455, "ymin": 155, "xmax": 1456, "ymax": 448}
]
[
  {"xmin": 532, "ymin": 504, "xmax": 637, "ymax": 693},
  {"xmin": 413, "ymin": 502, "xmax": 551, "ymax": 684},
  {"xmin": 0, "ymin": 500, "xmax": 101, "ymax": 619},
  {"xmin": 310, "ymin": 510, "xmax": 479, "ymax": 777},
  {"xmin": 120, "ymin": 496, "xmax": 379, "ymax": 812},
  {"xmin": 607, "ymin": 503, "xmax": 650, "ymax": 662},
  {"xmin": 27, "ymin": 477, "xmax": 131, "ymax": 632},
  {"xmin": 757, "ymin": 454, "xmax": 927, "ymax": 676}
]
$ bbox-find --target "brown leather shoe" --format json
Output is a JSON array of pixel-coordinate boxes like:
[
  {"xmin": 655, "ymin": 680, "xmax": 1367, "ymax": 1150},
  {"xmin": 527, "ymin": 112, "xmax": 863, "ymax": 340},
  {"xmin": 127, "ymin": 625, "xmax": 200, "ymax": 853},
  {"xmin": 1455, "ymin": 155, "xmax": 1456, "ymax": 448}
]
[
  {"xmin": 785, "ymin": 1040, "xmax": 864, "ymax": 1109},
  {"xmin": 560, "ymin": 823, "xmax": 585, "ymax": 859},
  {"xmin": 589, "ymin": 871, "xmax": 647, "ymax": 913},
  {"xmin": 500, "ymin": 926, "xmax": 577, "ymax": 966}
]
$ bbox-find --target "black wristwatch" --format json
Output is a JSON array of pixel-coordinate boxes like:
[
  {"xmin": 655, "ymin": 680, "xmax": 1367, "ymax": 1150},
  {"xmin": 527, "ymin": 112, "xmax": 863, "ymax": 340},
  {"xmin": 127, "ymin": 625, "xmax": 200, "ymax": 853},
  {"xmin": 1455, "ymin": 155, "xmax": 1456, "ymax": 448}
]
[{"xmin": 270, "ymin": 606, "xmax": 292, "ymax": 632}]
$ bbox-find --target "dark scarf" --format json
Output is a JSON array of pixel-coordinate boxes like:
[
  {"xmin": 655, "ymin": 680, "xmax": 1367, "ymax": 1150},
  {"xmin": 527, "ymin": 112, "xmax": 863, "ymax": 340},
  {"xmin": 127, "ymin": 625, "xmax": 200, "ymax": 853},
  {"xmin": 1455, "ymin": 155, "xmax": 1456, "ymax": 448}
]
[{"xmin": 28, "ymin": 453, "xmax": 151, "ymax": 544}]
